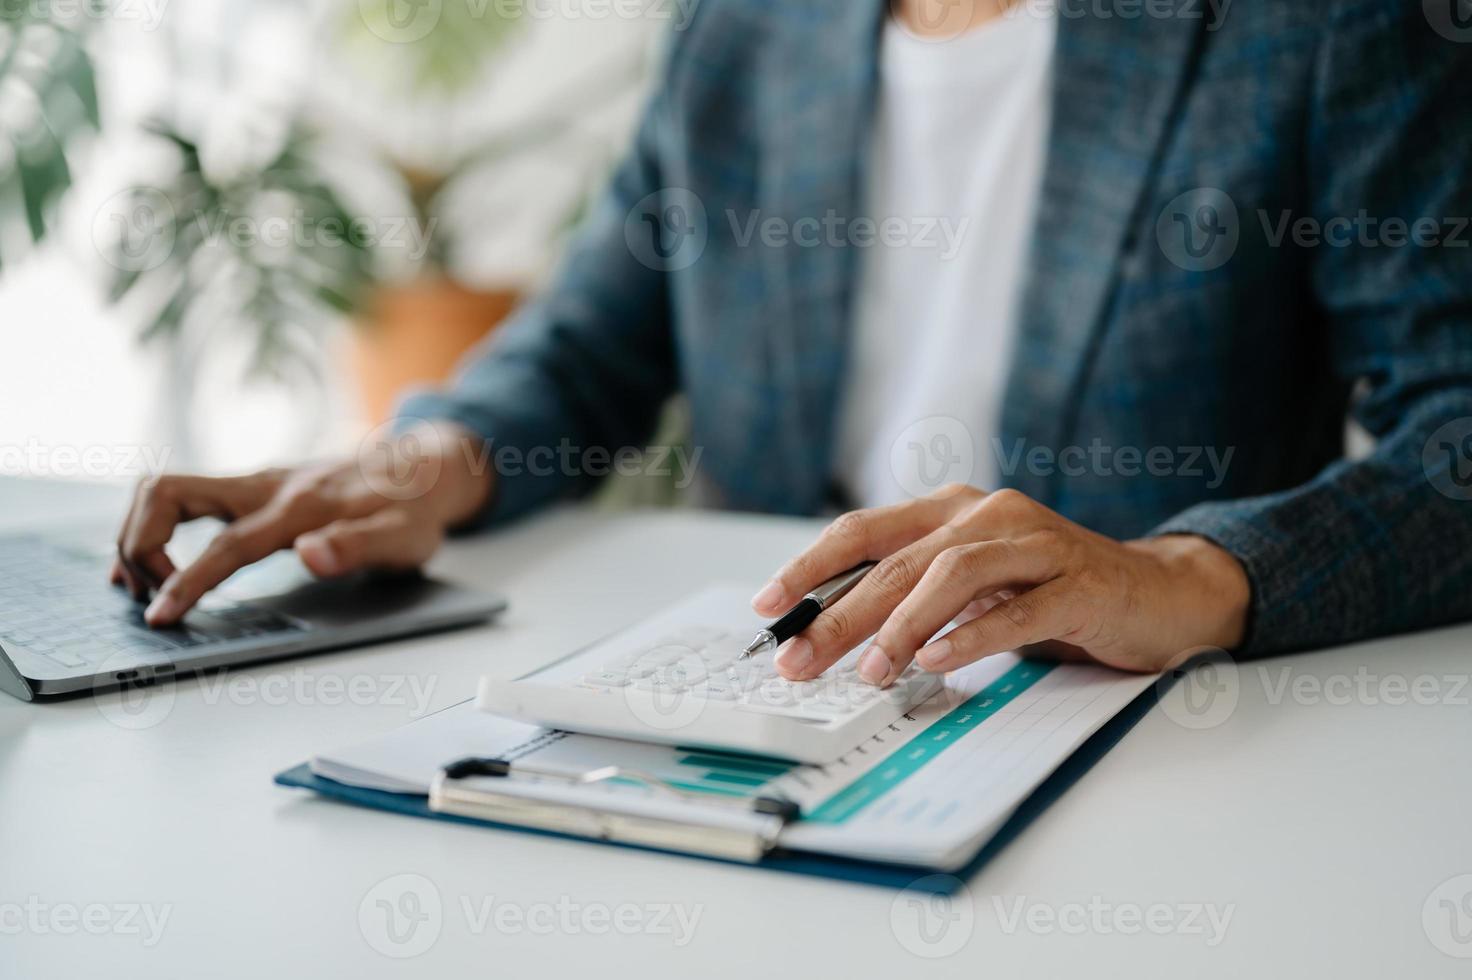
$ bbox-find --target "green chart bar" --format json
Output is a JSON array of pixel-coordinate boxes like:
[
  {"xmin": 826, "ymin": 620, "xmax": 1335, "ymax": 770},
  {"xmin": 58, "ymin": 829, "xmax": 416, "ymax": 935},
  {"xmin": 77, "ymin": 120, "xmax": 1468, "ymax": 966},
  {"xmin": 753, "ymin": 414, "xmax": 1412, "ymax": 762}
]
[
  {"xmin": 660, "ymin": 751, "xmax": 797, "ymax": 797},
  {"xmin": 804, "ymin": 660, "xmax": 1056, "ymax": 825}
]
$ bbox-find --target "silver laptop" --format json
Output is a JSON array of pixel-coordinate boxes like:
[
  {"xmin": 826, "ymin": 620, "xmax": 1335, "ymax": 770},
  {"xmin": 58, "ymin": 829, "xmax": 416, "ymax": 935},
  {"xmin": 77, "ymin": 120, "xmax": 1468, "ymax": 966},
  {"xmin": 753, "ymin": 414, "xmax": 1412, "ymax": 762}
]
[{"xmin": 0, "ymin": 527, "xmax": 506, "ymax": 701}]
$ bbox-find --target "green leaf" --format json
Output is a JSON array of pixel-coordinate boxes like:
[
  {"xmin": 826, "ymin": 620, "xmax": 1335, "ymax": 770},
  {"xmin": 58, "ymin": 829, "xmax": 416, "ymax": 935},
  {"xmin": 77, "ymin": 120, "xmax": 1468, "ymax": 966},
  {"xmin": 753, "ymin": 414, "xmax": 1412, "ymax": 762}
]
[
  {"xmin": 110, "ymin": 123, "xmax": 382, "ymax": 380},
  {"xmin": 0, "ymin": 19, "xmax": 99, "ymax": 270}
]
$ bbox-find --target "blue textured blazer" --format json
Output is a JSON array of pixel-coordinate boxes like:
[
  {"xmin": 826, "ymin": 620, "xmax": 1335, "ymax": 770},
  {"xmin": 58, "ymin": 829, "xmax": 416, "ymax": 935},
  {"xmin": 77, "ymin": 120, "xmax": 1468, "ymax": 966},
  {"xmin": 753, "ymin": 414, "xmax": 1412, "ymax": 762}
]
[{"xmin": 402, "ymin": 0, "xmax": 1472, "ymax": 655}]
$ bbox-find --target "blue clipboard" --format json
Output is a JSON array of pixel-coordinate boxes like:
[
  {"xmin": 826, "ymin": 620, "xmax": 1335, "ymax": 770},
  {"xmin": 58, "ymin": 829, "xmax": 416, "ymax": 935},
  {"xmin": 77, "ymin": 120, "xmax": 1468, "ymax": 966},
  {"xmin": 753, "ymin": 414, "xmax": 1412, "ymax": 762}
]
[{"xmin": 275, "ymin": 684, "xmax": 1158, "ymax": 892}]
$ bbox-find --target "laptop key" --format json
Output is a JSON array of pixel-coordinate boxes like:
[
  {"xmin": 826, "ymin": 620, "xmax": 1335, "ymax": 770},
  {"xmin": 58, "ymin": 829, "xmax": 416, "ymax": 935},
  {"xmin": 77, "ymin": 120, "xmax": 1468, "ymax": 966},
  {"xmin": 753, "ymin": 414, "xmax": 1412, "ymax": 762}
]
[{"xmin": 45, "ymin": 645, "xmax": 95, "ymax": 668}]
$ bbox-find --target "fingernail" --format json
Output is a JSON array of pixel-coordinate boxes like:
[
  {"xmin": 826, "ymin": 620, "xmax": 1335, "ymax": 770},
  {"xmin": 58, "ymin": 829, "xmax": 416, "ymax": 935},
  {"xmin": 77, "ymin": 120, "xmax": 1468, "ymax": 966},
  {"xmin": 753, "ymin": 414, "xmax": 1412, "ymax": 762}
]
[
  {"xmin": 296, "ymin": 535, "xmax": 340, "ymax": 576},
  {"xmin": 775, "ymin": 638, "xmax": 812, "ymax": 675},
  {"xmin": 858, "ymin": 645, "xmax": 893, "ymax": 687},
  {"xmin": 145, "ymin": 594, "xmax": 181, "ymax": 626},
  {"xmin": 917, "ymin": 638, "xmax": 952, "ymax": 670},
  {"xmin": 751, "ymin": 580, "xmax": 786, "ymax": 612}
]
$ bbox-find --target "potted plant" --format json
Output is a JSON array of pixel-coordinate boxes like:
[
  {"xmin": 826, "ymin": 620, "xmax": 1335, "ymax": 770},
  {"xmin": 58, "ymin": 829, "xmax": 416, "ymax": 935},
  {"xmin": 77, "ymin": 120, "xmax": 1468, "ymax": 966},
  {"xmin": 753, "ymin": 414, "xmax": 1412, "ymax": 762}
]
[{"xmin": 98, "ymin": 0, "xmax": 656, "ymax": 428}]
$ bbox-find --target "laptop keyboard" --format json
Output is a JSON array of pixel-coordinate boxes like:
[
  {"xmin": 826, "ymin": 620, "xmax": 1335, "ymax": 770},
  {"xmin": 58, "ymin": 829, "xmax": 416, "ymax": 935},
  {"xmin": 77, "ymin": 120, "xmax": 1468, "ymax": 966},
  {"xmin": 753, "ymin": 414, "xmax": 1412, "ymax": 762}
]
[{"xmin": 0, "ymin": 536, "xmax": 302, "ymax": 672}]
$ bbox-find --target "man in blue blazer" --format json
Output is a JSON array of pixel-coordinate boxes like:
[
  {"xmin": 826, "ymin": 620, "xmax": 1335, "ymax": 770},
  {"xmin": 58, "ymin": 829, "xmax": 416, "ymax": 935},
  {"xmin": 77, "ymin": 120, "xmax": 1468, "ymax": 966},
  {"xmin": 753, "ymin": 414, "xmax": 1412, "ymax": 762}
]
[{"xmin": 118, "ymin": 0, "xmax": 1472, "ymax": 686}]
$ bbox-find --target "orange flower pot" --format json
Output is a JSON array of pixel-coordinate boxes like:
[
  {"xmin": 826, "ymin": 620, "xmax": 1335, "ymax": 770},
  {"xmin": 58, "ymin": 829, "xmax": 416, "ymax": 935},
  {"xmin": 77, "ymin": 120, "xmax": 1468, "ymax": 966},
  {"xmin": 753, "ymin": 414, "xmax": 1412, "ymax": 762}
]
[{"xmin": 349, "ymin": 278, "xmax": 521, "ymax": 423}]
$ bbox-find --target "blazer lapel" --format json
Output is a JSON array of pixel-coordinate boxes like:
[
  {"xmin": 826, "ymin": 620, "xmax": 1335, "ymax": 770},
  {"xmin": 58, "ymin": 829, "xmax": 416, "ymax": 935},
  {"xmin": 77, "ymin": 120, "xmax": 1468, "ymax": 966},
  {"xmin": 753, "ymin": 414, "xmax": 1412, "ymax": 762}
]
[
  {"xmin": 762, "ymin": 0, "xmax": 885, "ymax": 512},
  {"xmin": 1004, "ymin": 7, "xmax": 1206, "ymax": 502}
]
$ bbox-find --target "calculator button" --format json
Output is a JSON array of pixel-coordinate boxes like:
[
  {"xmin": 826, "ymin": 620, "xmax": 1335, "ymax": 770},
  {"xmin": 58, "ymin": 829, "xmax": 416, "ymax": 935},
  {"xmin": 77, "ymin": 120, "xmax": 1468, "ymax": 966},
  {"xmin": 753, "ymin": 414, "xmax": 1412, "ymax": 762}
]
[
  {"xmin": 644, "ymin": 645, "xmax": 698, "ymax": 666},
  {"xmin": 806, "ymin": 698, "xmax": 853, "ymax": 715},
  {"xmin": 581, "ymin": 671, "xmax": 628, "ymax": 688},
  {"xmin": 633, "ymin": 678, "xmax": 683, "ymax": 695},
  {"xmin": 751, "ymin": 679, "xmax": 799, "ymax": 707},
  {"xmin": 659, "ymin": 662, "xmax": 708, "ymax": 688},
  {"xmin": 667, "ymin": 626, "xmax": 730, "ymax": 649}
]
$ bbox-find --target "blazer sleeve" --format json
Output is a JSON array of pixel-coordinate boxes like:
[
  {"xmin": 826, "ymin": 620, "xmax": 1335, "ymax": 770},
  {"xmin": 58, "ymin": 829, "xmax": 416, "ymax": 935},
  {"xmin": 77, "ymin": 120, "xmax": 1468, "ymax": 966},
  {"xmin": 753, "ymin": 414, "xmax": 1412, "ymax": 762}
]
[
  {"xmin": 1156, "ymin": 0, "xmax": 1472, "ymax": 654},
  {"xmin": 395, "ymin": 41, "xmax": 690, "ymax": 528}
]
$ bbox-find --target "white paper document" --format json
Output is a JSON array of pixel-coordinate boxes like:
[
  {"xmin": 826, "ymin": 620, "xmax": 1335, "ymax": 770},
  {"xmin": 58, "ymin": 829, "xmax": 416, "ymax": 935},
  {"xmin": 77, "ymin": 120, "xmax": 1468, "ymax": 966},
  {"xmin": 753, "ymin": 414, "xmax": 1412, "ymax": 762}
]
[{"xmin": 311, "ymin": 596, "xmax": 1156, "ymax": 869}]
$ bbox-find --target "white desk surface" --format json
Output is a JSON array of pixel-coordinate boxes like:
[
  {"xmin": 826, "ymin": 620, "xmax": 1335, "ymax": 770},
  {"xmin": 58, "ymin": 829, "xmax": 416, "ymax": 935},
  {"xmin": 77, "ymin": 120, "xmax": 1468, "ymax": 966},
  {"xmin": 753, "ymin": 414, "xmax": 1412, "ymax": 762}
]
[{"xmin": 2, "ymin": 476, "xmax": 1469, "ymax": 978}]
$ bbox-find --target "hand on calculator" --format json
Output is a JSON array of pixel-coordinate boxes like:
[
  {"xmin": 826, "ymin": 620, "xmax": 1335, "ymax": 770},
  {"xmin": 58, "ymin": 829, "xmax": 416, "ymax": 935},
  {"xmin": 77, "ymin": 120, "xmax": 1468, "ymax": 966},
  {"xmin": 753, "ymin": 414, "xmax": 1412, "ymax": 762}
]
[{"xmin": 752, "ymin": 484, "xmax": 1252, "ymax": 686}]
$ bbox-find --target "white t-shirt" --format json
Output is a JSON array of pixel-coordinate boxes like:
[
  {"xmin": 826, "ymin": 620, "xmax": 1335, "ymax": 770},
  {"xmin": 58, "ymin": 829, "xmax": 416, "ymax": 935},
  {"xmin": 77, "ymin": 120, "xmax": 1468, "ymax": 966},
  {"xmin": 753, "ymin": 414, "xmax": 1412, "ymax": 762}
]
[{"xmin": 832, "ymin": 6, "xmax": 1057, "ymax": 508}]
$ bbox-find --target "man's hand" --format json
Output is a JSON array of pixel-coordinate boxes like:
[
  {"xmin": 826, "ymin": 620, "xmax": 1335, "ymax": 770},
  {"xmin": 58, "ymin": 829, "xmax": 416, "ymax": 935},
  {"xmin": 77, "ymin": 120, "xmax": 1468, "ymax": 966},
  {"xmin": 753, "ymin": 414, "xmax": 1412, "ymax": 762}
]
[
  {"xmin": 113, "ymin": 422, "xmax": 494, "ymax": 627},
  {"xmin": 751, "ymin": 485, "xmax": 1251, "ymax": 686}
]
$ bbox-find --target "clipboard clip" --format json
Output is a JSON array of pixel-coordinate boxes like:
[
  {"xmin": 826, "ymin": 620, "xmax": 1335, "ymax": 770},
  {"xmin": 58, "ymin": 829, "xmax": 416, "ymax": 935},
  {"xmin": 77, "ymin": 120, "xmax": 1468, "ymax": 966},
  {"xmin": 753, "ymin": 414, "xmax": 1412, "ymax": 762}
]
[
  {"xmin": 432, "ymin": 750, "xmax": 806, "ymax": 859},
  {"xmin": 441, "ymin": 756, "xmax": 802, "ymax": 822}
]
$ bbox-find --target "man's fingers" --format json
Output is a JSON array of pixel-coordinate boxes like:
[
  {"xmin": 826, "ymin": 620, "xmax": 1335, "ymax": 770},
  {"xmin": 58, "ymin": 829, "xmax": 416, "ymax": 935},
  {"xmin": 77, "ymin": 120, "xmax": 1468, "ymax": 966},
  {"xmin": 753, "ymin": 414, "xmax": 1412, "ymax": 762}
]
[
  {"xmin": 144, "ymin": 498, "xmax": 320, "ymax": 626},
  {"xmin": 116, "ymin": 473, "xmax": 278, "ymax": 600},
  {"xmin": 130, "ymin": 551, "xmax": 177, "ymax": 591},
  {"xmin": 753, "ymin": 489, "xmax": 978, "ymax": 616},
  {"xmin": 774, "ymin": 524, "xmax": 968, "ymax": 681},
  {"xmin": 295, "ymin": 510, "xmax": 443, "ymax": 578},
  {"xmin": 866, "ymin": 538, "xmax": 1063, "ymax": 683},
  {"xmin": 914, "ymin": 578, "xmax": 1082, "ymax": 672}
]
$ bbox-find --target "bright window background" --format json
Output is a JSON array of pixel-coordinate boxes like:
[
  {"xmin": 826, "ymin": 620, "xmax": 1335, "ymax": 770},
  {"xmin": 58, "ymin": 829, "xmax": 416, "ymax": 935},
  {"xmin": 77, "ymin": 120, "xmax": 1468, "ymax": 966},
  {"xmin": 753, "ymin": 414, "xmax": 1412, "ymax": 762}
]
[{"xmin": 0, "ymin": 0, "xmax": 661, "ymax": 484}]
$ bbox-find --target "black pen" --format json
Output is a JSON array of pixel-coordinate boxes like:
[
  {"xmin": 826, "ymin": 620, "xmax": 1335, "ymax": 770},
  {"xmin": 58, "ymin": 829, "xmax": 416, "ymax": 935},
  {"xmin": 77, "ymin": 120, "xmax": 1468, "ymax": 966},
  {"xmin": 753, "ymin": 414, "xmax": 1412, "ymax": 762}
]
[{"xmin": 741, "ymin": 561, "xmax": 877, "ymax": 658}]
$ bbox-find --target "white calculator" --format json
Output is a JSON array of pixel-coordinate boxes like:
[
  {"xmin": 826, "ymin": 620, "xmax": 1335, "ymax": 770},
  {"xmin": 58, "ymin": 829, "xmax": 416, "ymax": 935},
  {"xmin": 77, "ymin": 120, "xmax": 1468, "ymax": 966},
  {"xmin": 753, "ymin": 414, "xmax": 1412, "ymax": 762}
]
[{"xmin": 476, "ymin": 586, "xmax": 944, "ymax": 764}]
